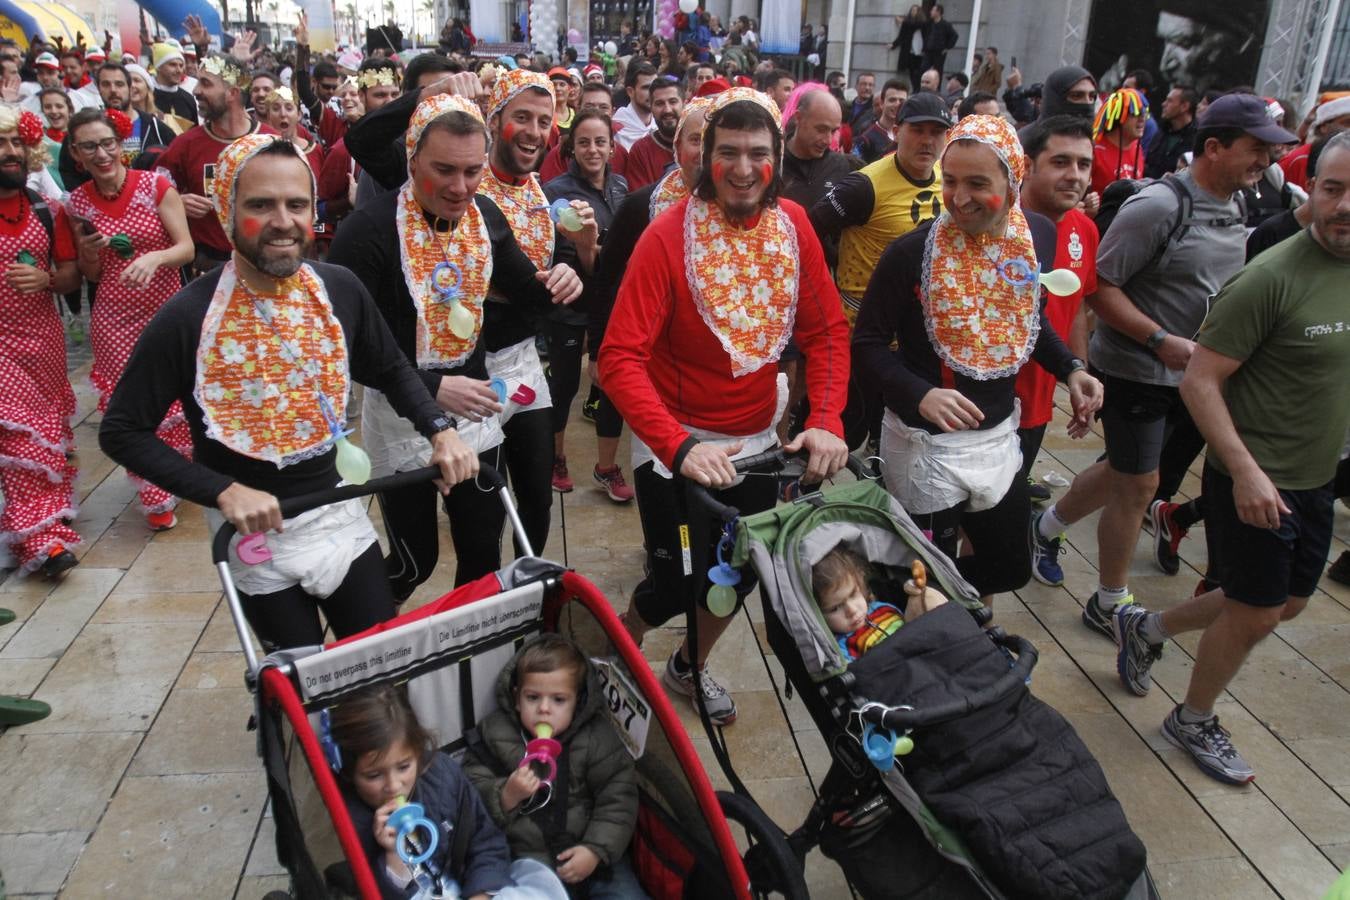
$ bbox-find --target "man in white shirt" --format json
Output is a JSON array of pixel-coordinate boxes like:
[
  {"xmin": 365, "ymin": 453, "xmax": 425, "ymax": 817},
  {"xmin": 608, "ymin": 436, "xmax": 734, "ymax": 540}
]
[{"xmin": 612, "ymin": 62, "xmax": 657, "ymax": 150}]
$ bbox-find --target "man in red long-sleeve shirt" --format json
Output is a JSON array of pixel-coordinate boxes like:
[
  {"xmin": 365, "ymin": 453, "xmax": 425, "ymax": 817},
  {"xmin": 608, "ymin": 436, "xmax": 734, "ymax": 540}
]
[
  {"xmin": 624, "ymin": 78, "xmax": 683, "ymax": 189},
  {"xmin": 601, "ymin": 88, "xmax": 850, "ymax": 725}
]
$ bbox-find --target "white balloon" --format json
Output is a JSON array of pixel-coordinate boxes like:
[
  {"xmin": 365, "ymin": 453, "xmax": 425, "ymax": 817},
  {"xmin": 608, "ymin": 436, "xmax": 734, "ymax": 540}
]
[
  {"xmin": 604, "ymin": 40, "xmax": 618, "ymax": 55},
  {"xmin": 679, "ymin": 0, "xmax": 698, "ymax": 13}
]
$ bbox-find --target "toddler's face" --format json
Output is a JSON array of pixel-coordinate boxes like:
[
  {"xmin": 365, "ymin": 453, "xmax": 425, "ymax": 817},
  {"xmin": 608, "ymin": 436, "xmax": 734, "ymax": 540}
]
[
  {"xmin": 818, "ymin": 576, "xmax": 869, "ymax": 635},
  {"xmin": 352, "ymin": 737, "xmax": 420, "ymax": 809},
  {"xmin": 516, "ymin": 668, "xmax": 579, "ymax": 737}
]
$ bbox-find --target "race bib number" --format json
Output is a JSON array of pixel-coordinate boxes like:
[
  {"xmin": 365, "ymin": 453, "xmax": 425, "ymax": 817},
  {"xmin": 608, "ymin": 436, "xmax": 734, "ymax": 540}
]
[{"xmin": 590, "ymin": 657, "xmax": 652, "ymax": 759}]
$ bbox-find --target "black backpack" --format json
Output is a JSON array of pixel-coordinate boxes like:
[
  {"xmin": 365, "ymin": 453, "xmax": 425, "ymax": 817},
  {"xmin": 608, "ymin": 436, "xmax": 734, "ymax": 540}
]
[{"xmin": 1096, "ymin": 176, "xmax": 1246, "ymax": 273}]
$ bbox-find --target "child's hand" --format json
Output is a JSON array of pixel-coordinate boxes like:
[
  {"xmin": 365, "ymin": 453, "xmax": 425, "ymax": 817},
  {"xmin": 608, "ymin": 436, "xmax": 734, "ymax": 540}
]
[
  {"xmin": 372, "ymin": 797, "xmax": 402, "ymax": 852},
  {"xmin": 903, "ymin": 580, "xmax": 949, "ymax": 618},
  {"xmin": 501, "ymin": 765, "xmax": 540, "ymax": 812},
  {"xmin": 556, "ymin": 845, "xmax": 600, "ymax": 884}
]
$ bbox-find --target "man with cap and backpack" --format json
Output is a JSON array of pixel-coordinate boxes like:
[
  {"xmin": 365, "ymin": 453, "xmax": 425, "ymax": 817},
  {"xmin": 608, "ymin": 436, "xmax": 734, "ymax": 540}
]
[{"xmin": 1029, "ymin": 95, "xmax": 1296, "ymax": 647}]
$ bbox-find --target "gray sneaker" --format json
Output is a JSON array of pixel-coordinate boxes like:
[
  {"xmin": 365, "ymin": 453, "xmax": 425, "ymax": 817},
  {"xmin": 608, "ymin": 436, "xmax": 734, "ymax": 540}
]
[
  {"xmin": 1082, "ymin": 591, "xmax": 1131, "ymax": 641},
  {"xmin": 1113, "ymin": 604, "xmax": 1162, "ymax": 696},
  {"xmin": 1161, "ymin": 706, "xmax": 1255, "ymax": 784},
  {"xmin": 663, "ymin": 651, "xmax": 737, "ymax": 725}
]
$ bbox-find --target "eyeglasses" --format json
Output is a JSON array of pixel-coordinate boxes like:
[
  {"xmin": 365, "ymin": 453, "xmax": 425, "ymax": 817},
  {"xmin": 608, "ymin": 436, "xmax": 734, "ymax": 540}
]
[{"xmin": 75, "ymin": 137, "xmax": 121, "ymax": 155}]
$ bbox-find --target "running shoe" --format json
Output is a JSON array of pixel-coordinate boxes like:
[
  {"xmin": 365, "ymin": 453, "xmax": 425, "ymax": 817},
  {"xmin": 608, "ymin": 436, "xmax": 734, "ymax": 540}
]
[
  {"xmin": 1149, "ymin": 500, "xmax": 1185, "ymax": 576},
  {"xmin": 1328, "ymin": 550, "xmax": 1350, "ymax": 587},
  {"xmin": 1028, "ymin": 510, "xmax": 1065, "ymax": 586},
  {"xmin": 1161, "ymin": 705, "xmax": 1256, "ymax": 785},
  {"xmin": 41, "ymin": 546, "xmax": 79, "ymax": 579},
  {"xmin": 581, "ymin": 395, "xmax": 600, "ymax": 423},
  {"xmin": 1083, "ymin": 591, "xmax": 1131, "ymax": 641},
  {"xmin": 1026, "ymin": 475, "xmax": 1052, "ymax": 503},
  {"xmin": 145, "ymin": 509, "xmax": 178, "ymax": 532},
  {"xmin": 551, "ymin": 456, "xmax": 573, "ymax": 493},
  {"xmin": 1113, "ymin": 604, "xmax": 1162, "ymax": 696},
  {"xmin": 593, "ymin": 465, "xmax": 634, "ymax": 502},
  {"xmin": 663, "ymin": 650, "xmax": 737, "ymax": 725}
]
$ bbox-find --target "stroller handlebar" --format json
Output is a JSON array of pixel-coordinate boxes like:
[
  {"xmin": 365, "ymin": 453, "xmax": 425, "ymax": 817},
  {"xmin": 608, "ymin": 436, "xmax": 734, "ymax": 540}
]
[
  {"xmin": 685, "ymin": 448, "xmax": 873, "ymax": 523},
  {"xmin": 858, "ymin": 632, "xmax": 1039, "ymax": 732}
]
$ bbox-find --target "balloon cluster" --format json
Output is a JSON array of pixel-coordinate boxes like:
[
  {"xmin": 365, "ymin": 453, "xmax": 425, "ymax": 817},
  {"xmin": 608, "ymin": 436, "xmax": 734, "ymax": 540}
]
[
  {"xmin": 529, "ymin": 0, "xmax": 558, "ymax": 56},
  {"xmin": 656, "ymin": 0, "xmax": 677, "ymax": 39}
]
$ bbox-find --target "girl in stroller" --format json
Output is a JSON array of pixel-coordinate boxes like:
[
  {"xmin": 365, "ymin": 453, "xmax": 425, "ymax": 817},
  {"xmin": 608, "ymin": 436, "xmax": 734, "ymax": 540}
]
[
  {"xmin": 327, "ymin": 684, "xmax": 568, "ymax": 900},
  {"xmin": 812, "ymin": 550, "xmax": 948, "ymax": 660}
]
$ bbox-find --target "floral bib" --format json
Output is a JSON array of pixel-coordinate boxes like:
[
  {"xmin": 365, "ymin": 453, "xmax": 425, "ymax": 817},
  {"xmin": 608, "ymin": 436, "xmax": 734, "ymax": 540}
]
[
  {"xmin": 649, "ymin": 169, "xmax": 689, "ymax": 220},
  {"xmin": 479, "ymin": 169, "xmax": 553, "ymax": 271},
  {"xmin": 920, "ymin": 208, "xmax": 1040, "ymax": 380},
  {"xmin": 195, "ymin": 261, "xmax": 351, "ymax": 466},
  {"xmin": 683, "ymin": 197, "xmax": 799, "ymax": 377},
  {"xmin": 396, "ymin": 184, "xmax": 493, "ymax": 367}
]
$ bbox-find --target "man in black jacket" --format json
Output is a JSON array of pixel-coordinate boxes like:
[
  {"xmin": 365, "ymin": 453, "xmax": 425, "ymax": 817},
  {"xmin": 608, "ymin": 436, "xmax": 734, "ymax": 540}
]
[
  {"xmin": 1145, "ymin": 84, "xmax": 1198, "ymax": 178},
  {"xmin": 922, "ymin": 4, "xmax": 959, "ymax": 80}
]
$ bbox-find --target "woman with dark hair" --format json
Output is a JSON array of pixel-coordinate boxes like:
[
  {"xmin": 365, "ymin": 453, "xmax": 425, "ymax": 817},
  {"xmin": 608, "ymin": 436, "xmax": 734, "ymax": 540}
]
[{"xmin": 543, "ymin": 110, "xmax": 633, "ymax": 501}]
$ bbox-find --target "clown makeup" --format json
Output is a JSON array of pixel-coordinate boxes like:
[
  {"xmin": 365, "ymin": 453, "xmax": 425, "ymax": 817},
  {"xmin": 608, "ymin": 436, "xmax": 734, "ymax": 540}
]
[
  {"xmin": 409, "ymin": 127, "xmax": 489, "ymax": 222},
  {"xmin": 941, "ymin": 140, "xmax": 1013, "ymax": 238},
  {"xmin": 232, "ymin": 153, "xmax": 315, "ymax": 278},
  {"xmin": 709, "ymin": 125, "xmax": 775, "ymax": 223},
  {"xmin": 493, "ymin": 89, "xmax": 553, "ymax": 176}
]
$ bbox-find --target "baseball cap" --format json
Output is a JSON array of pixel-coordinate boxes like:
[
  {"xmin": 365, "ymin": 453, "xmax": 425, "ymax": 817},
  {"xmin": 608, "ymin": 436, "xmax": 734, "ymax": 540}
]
[
  {"xmin": 547, "ymin": 65, "xmax": 571, "ymax": 82},
  {"xmin": 1199, "ymin": 93, "xmax": 1296, "ymax": 143},
  {"xmin": 85, "ymin": 47, "xmax": 107, "ymax": 62},
  {"xmin": 34, "ymin": 52, "xmax": 59, "ymax": 70},
  {"xmin": 898, "ymin": 92, "xmax": 953, "ymax": 128}
]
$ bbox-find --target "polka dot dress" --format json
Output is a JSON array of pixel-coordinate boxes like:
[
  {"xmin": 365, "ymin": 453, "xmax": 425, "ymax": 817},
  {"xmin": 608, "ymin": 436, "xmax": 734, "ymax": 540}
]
[
  {"xmin": 69, "ymin": 171, "xmax": 193, "ymax": 513},
  {"xmin": 0, "ymin": 202, "xmax": 80, "ymax": 570}
]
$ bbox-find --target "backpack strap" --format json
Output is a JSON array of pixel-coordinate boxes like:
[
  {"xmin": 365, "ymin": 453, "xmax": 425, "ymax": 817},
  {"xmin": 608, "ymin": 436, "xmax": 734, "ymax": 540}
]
[{"xmin": 24, "ymin": 188, "xmax": 54, "ymax": 247}]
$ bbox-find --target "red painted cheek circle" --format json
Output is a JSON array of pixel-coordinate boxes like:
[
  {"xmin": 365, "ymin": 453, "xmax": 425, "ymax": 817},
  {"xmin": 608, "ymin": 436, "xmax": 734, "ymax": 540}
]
[
  {"xmin": 419, "ymin": 177, "xmax": 436, "ymax": 195},
  {"xmin": 502, "ymin": 122, "xmax": 517, "ymax": 142},
  {"xmin": 759, "ymin": 162, "xmax": 773, "ymax": 184},
  {"xmin": 239, "ymin": 217, "xmax": 263, "ymax": 238},
  {"xmin": 984, "ymin": 194, "xmax": 1004, "ymax": 212},
  {"xmin": 711, "ymin": 161, "xmax": 725, "ymax": 182}
]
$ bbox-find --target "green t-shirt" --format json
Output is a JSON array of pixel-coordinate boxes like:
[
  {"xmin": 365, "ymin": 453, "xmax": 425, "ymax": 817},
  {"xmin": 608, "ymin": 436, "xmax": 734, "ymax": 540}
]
[{"xmin": 1197, "ymin": 230, "xmax": 1350, "ymax": 489}]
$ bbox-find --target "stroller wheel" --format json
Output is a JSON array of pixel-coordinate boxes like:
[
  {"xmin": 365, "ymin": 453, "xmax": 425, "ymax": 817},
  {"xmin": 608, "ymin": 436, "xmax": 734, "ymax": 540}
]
[{"xmin": 716, "ymin": 790, "xmax": 810, "ymax": 900}]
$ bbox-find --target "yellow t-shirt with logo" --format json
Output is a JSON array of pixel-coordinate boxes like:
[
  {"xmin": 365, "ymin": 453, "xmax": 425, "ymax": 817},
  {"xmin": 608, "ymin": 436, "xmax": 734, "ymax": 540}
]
[{"xmin": 821, "ymin": 155, "xmax": 943, "ymax": 309}]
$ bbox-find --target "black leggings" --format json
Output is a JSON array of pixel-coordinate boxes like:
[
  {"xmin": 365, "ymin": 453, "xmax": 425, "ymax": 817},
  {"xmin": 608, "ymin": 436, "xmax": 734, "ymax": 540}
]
[
  {"xmin": 630, "ymin": 461, "xmax": 778, "ymax": 627},
  {"xmin": 547, "ymin": 320, "xmax": 586, "ymax": 433},
  {"xmin": 377, "ymin": 447, "xmax": 510, "ymax": 597},
  {"xmin": 1154, "ymin": 407, "xmax": 1207, "ymax": 504},
  {"xmin": 909, "ymin": 475, "xmax": 1033, "ymax": 597},
  {"xmin": 499, "ymin": 407, "xmax": 552, "ymax": 558},
  {"xmin": 238, "ymin": 544, "xmax": 394, "ymax": 651},
  {"xmin": 1017, "ymin": 424, "xmax": 1047, "ymax": 483}
]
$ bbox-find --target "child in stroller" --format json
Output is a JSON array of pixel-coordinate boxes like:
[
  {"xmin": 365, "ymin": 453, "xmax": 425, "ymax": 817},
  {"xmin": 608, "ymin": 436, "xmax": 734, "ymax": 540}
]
[
  {"xmin": 328, "ymin": 684, "xmax": 567, "ymax": 900},
  {"xmin": 812, "ymin": 549, "xmax": 948, "ymax": 660},
  {"xmin": 464, "ymin": 634, "xmax": 649, "ymax": 898}
]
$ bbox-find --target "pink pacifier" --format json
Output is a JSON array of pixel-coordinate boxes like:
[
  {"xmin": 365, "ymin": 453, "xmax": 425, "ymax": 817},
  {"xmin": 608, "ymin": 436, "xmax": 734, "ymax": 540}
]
[
  {"xmin": 509, "ymin": 384, "xmax": 537, "ymax": 406},
  {"xmin": 237, "ymin": 532, "xmax": 273, "ymax": 566},
  {"xmin": 520, "ymin": 723, "xmax": 562, "ymax": 785}
]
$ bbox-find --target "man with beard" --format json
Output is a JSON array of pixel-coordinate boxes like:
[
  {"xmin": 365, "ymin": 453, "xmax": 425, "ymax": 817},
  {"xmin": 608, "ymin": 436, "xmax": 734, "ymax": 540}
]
[
  {"xmin": 156, "ymin": 55, "xmax": 273, "ymax": 274},
  {"xmin": 0, "ymin": 107, "xmax": 84, "ymax": 577},
  {"xmin": 601, "ymin": 89, "xmax": 850, "ymax": 724},
  {"xmin": 853, "ymin": 115, "xmax": 1102, "ymax": 607},
  {"xmin": 811, "ymin": 92, "xmax": 950, "ymax": 448},
  {"xmin": 100, "ymin": 134, "xmax": 476, "ymax": 650},
  {"xmin": 1014, "ymin": 116, "xmax": 1097, "ymax": 503},
  {"xmin": 624, "ymin": 78, "xmax": 682, "ymax": 189},
  {"xmin": 152, "ymin": 41, "xmax": 198, "ymax": 127},
  {"xmin": 328, "ymin": 93, "xmax": 583, "ymax": 597},
  {"xmin": 57, "ymin": 62, "xmax": 177, "ymax": 188},
  {"xmin": 613, "ymin": 62, "xmax": 657, "ymax": 150},
  {"xmin": 1111, "ymin": 131, "xmax": 1350, "ymax": 785}
]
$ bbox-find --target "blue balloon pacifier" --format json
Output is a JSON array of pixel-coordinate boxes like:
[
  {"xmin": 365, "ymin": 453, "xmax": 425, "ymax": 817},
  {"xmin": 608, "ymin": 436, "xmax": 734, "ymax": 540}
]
[
  {"xmin": 431, "ymin": 261, "xmax": 463, "ymax": 303},
  {"xmin": 706, "ymin": 523, "xmax": 740, "ymax": 617},
  {"xmin": 862, "ymin": 720, "xmax": 915, "ymax": 772},
  {"xmin": 999, "ymin": 257, "xmax": 1038, "ymax": 288},
  {"xmin": 489, "ymin": 377, "xmax": 508, "ymax": 405},
  {"xmin": 387, "ymin": 798, "xmax": 440, "ymax": 866}
]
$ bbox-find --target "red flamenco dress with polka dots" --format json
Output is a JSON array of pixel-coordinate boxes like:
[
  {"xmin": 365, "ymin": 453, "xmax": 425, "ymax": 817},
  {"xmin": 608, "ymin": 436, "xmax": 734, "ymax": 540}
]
[
  {"xmin": 0, "ymin": 191, "xmax": 81, "ymax": 572},
  {"xmin": 67, "ymin": 170, "xmax": 191, "ymax": 514}
]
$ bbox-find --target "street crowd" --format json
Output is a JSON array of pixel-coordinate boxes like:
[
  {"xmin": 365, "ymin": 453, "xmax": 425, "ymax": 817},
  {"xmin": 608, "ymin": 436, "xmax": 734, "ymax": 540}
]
[{"xmin": 0, "ymin": 5, "xmax": 1347, "ymax": 857}]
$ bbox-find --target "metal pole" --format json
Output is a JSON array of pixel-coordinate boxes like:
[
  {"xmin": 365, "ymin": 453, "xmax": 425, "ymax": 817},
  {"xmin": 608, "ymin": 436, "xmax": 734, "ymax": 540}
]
[
  {"xmin": 963, "ymin": 0, "xmax": 983, "ymax": 80},
  {"xmin": 840, "ymin": 0, "xmax": 856, "ymax": 84},
  {"xmin": 1305, "ymin": 0, "xmax": 1345, "ymax": 116}
]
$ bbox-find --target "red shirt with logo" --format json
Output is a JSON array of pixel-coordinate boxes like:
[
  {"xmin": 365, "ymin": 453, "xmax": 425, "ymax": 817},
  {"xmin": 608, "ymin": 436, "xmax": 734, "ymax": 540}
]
[{"xmin": 1015, "ymin": 207, "xmax": 1098, "ymax": 428}]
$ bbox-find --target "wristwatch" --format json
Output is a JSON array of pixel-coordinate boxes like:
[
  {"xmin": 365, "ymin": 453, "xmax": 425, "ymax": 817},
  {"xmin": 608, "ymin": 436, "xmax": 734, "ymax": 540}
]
[
  {"xmin": 1145, "ymin": 328, "xmax": 1169, "ymax": 351},
  {"xmin": 1066, "ymin": 358, "xmax": 1086, "ymax": 376},
  {"xmin": 427, "ymin": 414, "xmax": 456, "ymax": 435}
]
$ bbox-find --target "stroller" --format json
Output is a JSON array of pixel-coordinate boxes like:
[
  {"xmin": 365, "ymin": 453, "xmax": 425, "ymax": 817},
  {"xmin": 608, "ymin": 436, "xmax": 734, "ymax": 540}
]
[
  {"xmin": 214, "ymin": 465, "xmax": 808, "ymax": 899},
  {"xmin": 678, "ymin": 450, "xmax": 1159, "ymax": 900}
]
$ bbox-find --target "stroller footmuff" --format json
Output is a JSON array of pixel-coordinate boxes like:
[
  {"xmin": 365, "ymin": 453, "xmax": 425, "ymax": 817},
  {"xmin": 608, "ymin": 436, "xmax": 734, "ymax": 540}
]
[{"xmin": 850, "ymin": 603, "xmax": 1148, "ymax": 899}]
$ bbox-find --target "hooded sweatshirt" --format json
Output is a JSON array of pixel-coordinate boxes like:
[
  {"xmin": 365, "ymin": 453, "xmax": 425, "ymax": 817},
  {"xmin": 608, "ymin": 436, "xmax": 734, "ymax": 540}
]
[
  {"xmin": 1018, "ymin": 66, "xmax": 1097, "ymax": 143},
  {"xmin": 463, "ymin": 637, "xmax": 639, "ymax": 876}
]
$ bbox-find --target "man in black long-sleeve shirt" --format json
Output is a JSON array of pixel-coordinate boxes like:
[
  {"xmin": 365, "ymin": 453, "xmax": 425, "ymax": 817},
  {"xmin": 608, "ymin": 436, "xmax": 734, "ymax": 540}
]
[
  {"xmin": 329, "ymin": 93, "xmax": 582, "ymax": 594},
  {"xmin": 100, "ymin": 137, "xmax": 476, "ymax": 650},
  {"xmin": 853, "ymin": 115, "xmax": 1101, "ymax": 602}
]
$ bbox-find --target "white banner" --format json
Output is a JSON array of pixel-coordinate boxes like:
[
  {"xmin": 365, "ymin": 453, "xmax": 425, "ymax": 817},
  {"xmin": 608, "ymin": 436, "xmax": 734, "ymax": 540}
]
[
  {"xmin": 758, "ymin": 2, "xmax": 803, "ymax": 56},
  {"xmin": 470, "ymin": 0, "xmax": 506, "ymax": 42}
]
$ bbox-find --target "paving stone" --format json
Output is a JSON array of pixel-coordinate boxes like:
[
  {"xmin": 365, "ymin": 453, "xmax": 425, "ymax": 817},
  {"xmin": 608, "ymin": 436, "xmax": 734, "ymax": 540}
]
[
  {"xmin": 113, "ymin": 541, "xmax": 224, "ymax": 594},
  {"xmin": 1149, "ymin": 856, "xmax": 1278, "ymax": 899},
  {"xmin": 0, "ymin": 731, "xmax": 140, "ymax": 832},
  {"xmin": 17, "ymin": 622, "xmax": 199, "ymax": 734},
  {"xmin": 0, "ymin": 830, "xmax": 88, "ymax": 894},
  {"xmin": 61, "ymin": 772, "xmax": 264, "ymax": 898},
  {"xmin": 0, "ymin": 656, "xmax": 54, "ymax": 696},
  {"xmin": 236, "ymin": 874, "xmax": 292, "ymax": 897},
  {"xmin": 1201, "ymin": 790, "xmax": 1342, "ymax": 900},
  {"xmin": 128, "ymin": 680, "xmax": 256, "ymax": 776},
  {"xmin": 0, "ymin": 568, "xmax": 122, "ymax": 660},
  {"xmin": 89, "ymin": 590, "xmax": 220, "ymax": 626}
]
